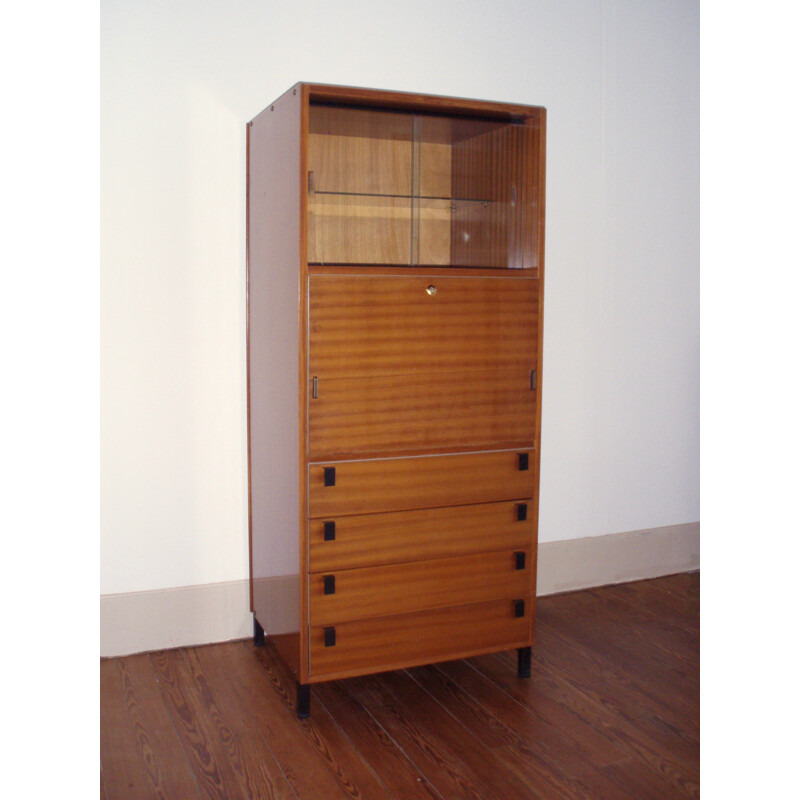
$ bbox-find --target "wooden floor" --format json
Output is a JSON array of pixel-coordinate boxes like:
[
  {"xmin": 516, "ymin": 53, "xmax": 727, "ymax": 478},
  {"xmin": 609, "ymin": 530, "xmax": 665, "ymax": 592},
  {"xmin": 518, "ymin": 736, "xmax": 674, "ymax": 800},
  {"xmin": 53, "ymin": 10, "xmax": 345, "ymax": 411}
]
[{"xmin": 101, "ymin": 572, "xmax": 699, "ymax": 800}]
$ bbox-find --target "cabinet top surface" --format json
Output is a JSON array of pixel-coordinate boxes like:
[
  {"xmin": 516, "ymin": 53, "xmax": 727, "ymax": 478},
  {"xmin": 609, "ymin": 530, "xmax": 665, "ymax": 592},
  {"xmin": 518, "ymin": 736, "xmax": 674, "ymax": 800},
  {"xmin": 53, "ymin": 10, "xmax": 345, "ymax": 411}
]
[{"xmin": 252, "ymin": 82, "xmax": 545, "ymax": 122}]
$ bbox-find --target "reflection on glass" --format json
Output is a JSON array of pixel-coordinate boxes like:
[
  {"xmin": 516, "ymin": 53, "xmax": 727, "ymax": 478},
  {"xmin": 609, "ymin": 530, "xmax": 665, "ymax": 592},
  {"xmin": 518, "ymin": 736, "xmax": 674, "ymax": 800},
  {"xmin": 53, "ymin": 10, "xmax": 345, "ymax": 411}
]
[{"xmin": 307, "ymin": 105, "xmax": 537, "ymax": 269}]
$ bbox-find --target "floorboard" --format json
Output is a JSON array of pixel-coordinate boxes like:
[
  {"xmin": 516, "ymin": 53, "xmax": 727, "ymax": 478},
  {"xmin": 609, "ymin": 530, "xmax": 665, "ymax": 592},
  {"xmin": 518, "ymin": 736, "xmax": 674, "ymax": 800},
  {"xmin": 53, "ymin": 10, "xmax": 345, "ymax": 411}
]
[{"xmin": 101, "ymin": 572, "xmax": 700, "ymax": 799}]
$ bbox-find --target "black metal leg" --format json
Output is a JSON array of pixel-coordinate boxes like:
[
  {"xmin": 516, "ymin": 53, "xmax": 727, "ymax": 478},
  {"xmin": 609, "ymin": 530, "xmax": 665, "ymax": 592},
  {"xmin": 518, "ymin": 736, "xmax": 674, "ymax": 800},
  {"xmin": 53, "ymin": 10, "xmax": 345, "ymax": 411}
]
[
  {"xmin": 517, "ymin": 646, "xmax": 532, "ymax": 678},
  {"xmin": 296, "ymin": 681, "xmax": 310, "ymax": 719},
  {"xmin": 253, "ymin": 617, "xmax": 265, "ymax": 647}
]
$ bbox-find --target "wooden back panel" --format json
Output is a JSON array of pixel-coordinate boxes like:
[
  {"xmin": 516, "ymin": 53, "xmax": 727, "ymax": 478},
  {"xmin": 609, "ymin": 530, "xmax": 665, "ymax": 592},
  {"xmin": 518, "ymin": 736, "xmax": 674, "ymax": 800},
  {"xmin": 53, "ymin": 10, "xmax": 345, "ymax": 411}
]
[{"xmin": 450, "ymin": 123, "xmax": 538, "ymax": 271}]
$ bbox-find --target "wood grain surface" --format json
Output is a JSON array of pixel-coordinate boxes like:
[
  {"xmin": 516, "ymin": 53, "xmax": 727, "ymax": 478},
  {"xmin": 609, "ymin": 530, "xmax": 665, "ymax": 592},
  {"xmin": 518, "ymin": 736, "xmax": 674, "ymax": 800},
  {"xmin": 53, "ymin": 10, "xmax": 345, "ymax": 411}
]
[
  {"xmin": 309, "ymin": 549, "xmax": 532, "ymax": 625},
  {"xmin": 450, "ymin": 121, "xmax": 537, "ymax": 270},
  {"xmin": 309, "ymin": 597, "xmax": 532, "ymax": 679},
  {"xmin": 308, "ymin": 499, "xmax": 534, "ymax": 572},
  {"xmin": 308, "ymin": 193, "xmax": 412, "ymax": 265},
  {"xmin": 308, "ymin": 274, "xmax": 538, "ymax": 380},
  {"xmin": 308, "ymin": 367, "xmax": 535, "ymax": 458},
  {"xmin": 308, "ymin": 449, "xmax": 536, "ymax": 518},
  {"xmin": 308, "ymin": 105, "xmax": 414, "ymax": 196},
  {"xmin": 100, "ymin": 572, "xmax": 699, "ymax": 800},
  {"xmin": 306, "ymin": 82, "xmax": 545, "ymax": 121}
]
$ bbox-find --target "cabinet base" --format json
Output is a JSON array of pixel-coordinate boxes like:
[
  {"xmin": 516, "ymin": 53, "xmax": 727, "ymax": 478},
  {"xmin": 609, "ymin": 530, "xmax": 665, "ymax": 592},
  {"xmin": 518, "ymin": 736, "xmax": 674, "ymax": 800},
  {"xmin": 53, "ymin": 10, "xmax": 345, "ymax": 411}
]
[
  {"xmin": 517, "ymin": 645, "xmax": 532, "ymax": 678},
  {"xmin": 253, "ymin": 617, "xmax": 265, "ymax": 647},
  {"xmin": 296, "ymin": 682, "xmax": 310, "ymax": 719}
]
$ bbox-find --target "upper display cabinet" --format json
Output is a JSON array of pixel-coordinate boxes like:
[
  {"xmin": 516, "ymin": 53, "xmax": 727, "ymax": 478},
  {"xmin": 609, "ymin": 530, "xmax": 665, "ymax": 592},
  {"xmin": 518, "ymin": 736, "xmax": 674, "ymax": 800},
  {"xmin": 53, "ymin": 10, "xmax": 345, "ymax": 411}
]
[{"xmin": 307, "ymin": 100, "xmax": 544, "ymax": 270}]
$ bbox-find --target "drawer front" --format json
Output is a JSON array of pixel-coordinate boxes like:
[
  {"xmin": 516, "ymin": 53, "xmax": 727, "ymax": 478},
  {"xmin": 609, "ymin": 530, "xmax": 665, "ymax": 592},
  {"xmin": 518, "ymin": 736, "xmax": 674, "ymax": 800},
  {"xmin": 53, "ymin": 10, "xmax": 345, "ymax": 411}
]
[
  {"xmin": 308, "ymin": 275, "xmax": 538, "ymax": 380},
  {"xmin": 309, "ymin": 549, "xmax": 532, "ymax": 625},
  {"xmin": 308, "ymin": 449, "xmax": 535, "ymax": 519},
  {"xmin": 309, "ymin": 597, "xmax": 533, "ymax": 680},
  {"xmin": 309, "ymin": 500, "xmax": 534, "ymax": 573},
  {"xmin": 308, "ymin": 368, "xmax": 534, "ymax": 459}
]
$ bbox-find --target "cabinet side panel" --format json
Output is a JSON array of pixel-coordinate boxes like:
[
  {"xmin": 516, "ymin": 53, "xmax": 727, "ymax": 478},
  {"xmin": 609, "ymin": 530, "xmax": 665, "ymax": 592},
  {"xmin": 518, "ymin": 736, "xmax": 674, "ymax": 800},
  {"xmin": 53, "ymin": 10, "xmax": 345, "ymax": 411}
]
[
  {"xmin": 247, "ymin": 90, "xmax": 302, "ymax": 668},
  {"xmin": 529, "ymin": 109, "xmax": 546, "ymax": 638}
]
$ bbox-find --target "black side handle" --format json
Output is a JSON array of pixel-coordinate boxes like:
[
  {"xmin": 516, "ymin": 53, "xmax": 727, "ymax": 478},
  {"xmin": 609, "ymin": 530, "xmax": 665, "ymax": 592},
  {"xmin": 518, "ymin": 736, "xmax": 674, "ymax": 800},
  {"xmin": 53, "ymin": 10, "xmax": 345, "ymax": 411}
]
[
  {"xmin": 323, "ymin": 521, "xmax": 336, "ymax": 541},
  {"xmin": 514, "ymin": 599, "xmax": 526, "ymax": 618},
  {"xmin": 324, "ymin": 467, "xmax": 336, "ymax": 486},
  {"xmin": 323, "ymin": 575, "xmax": 335, "ymax": 595},
  {"xmin": 514, "ymin": 551, "xmax": 526, "ymax": 570},
  {"xmin": 324, "ymin": 626, "xmax": 336, "ymax": 647},
  {"xmin": 516, "ymin": 503, "xmax": 528, "ymax": 521},
  {"xmin": 518, "ymin": 453, "xmax": 529, "ymax": 471}
]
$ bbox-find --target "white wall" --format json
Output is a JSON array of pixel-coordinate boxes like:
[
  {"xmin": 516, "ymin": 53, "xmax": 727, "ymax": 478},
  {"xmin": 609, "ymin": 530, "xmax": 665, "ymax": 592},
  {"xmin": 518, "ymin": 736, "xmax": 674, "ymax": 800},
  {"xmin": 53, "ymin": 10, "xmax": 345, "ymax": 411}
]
[{"xmin": 101, "ymin": 0, "xmax": 699, "ymax": 596}]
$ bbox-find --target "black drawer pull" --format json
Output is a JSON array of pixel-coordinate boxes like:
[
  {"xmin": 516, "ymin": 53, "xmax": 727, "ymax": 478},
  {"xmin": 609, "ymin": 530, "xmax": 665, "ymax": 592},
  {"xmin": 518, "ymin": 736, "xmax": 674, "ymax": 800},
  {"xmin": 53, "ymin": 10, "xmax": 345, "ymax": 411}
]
[
  {"xmin": 514, "ymin": 599, "xmax": 525, "ymax": 618},
  {"xmin": 514, "ymin": 551, "xmax": 526, "ymax": 570},
  {"xmin": 516, "ymin": 503, "xmax": 528, "ymax": 521},
  {"xmin": 324, "ymin": 626, "xmax": 336, "ymax": 647},
  {"xmin": 323, "ymin": 521, "xmax": 336, "ymax": 541},
  {"xmin": 323, "ymin": 575, "xmax": 335, "ymax": 595},
  {"xmin": 324, "ymin": 467, "xmax": 336, "ymax": 486},
  {"xmin": 518, "ymin": 453, "xmax": 529, "ymax": 471}
]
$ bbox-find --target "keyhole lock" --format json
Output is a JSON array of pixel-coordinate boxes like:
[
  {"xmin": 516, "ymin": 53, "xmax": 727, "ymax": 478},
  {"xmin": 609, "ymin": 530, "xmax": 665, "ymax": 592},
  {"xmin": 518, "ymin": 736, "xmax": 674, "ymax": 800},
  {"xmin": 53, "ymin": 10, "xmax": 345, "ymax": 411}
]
[{"xmin": 426, "ymin": 285, "xmax": 437, "ymax": 296}]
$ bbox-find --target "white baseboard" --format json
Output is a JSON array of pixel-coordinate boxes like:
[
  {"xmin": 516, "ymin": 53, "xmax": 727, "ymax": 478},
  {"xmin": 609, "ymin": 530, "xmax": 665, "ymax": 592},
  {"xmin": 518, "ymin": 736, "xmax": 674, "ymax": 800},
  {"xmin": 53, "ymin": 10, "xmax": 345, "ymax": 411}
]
[
  {"xmin": 100, "ymin": 579, "xmax": 252, "ymax": 658},
  {"xmin": 100, "ymin": 522, "xmax": 699, "ymax": 657},
  {"xmin": 536, "ymin": 522, "xmax": 699, "ymax": 596}
]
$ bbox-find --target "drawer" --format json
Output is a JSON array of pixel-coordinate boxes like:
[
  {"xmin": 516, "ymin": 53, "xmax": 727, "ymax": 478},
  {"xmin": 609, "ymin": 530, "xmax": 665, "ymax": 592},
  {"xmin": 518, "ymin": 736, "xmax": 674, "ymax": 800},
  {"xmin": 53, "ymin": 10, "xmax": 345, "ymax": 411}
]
[
  {"xmin": 309, "ymin": 500, "xmax": 534, "ymax": 573},
  {"xmin": 308, "ymin": 449, "xmax": 536, "ymax": 518},
  {"xmin": 309, "ymin": 597, "xmax": 533, "ymax": 680},
  {"xmin": 308, "ymin": 368, "xmax": 535, "ymax": 459},
  {"xmin": 308, "ymin": 275, "xmax": 538, "ymax": 381},
  {"xmin": 309, "ymin": 549, "xmax": 532, "ymax": 625}
]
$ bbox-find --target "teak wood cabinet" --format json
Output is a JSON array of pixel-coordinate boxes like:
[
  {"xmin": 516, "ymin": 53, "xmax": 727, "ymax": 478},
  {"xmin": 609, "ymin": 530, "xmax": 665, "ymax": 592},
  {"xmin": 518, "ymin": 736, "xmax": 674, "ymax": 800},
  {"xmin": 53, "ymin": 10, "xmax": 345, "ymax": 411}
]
[{"xmin": 247, "ymin": 83, "xmax": 545, "ymax": 718}]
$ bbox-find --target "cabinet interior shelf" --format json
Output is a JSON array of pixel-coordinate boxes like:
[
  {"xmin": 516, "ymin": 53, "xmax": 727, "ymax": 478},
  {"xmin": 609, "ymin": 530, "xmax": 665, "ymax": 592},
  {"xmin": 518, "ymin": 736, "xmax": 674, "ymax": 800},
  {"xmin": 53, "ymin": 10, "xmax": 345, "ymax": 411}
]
[{"xmin": 313, "ymin": 190, "xmax": 494, "ymax": 204}]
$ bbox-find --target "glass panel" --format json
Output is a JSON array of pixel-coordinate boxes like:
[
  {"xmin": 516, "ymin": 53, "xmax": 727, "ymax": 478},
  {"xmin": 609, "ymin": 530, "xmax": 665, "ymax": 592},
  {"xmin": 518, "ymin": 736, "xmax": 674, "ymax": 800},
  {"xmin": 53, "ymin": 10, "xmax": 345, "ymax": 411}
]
[
  {"xmin": 417, "ymin": 115, "xmax": 536, "ymax": 269},
  {"xmin": 307, "ymin": 104, "xmax": 537, "ymax": 269},
  {"xmin": 308, "ymin": 193, "xmax": 411, "ymax": 265},
  {"xmin": 308, "ymin": 105, "xmax": 413, "ymax": 265}
]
